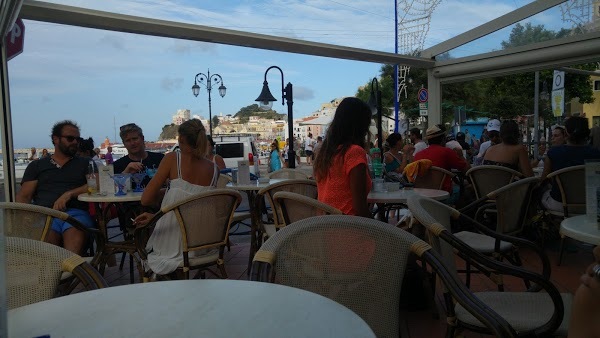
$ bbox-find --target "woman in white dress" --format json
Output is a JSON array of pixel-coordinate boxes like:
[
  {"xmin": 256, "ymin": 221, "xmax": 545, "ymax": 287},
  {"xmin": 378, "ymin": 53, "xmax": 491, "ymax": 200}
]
[{"xmin": 133, "ymin": 119, "xmax": 219, "ymax": 275}]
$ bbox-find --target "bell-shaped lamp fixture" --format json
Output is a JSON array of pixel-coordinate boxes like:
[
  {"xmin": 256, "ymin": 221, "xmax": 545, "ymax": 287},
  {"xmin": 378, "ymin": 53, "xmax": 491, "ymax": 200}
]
[
  {"xmin": 218, "ymin": 84, "xmax": 227, "ymax": 98},
  {"xmin": 255, "ymin": 80, "xmax": 277, "ymax": 111}
]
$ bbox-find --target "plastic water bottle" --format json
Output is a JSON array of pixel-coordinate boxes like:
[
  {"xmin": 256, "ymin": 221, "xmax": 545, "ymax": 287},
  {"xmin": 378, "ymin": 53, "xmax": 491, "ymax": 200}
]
[{"xmin": 370, "ymin": 147, "xmax": 382, "ymax": 178}]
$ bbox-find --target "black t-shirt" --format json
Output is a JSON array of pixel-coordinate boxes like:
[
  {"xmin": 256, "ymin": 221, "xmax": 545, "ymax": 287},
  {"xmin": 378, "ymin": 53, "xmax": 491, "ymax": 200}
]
[
  {"xmin": 113, "ymin": 151, "xmax": 164, "ymax": 187},
  {"xmin": 21, "ymin": 156, "xmax": 89, "ymax": 210}
]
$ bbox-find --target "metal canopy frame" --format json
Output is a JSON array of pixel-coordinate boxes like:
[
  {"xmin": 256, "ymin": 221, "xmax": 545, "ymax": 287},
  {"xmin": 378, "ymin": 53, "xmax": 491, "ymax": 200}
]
[{"xmin": 20, "ymin": 0, "xmax": 434, "ymax": 68}]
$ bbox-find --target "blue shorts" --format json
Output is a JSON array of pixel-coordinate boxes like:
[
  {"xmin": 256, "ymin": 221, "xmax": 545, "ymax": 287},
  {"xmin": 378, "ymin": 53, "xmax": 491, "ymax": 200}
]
[{"xmin": 51, "ymin": 208, "xmax": 95, "ymax": 234}]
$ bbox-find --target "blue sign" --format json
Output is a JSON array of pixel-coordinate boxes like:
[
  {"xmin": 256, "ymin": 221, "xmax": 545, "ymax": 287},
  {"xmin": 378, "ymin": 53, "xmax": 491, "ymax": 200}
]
[{"xmin": 418, "ymin": 88, "xmax": 428, "ymax": 103}]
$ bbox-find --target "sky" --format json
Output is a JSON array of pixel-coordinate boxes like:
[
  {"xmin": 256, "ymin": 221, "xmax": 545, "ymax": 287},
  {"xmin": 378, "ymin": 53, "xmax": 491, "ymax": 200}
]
[{"xmin": 5, "ymin": 0, "xmax": 577, "ymax": 148}]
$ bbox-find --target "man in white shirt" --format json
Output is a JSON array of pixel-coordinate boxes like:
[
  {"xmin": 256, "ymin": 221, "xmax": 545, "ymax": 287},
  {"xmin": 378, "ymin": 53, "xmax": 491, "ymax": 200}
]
[
  {"xmin": 409, "ymin": 128, "xmax": 427, "ymax": 155},
  {"xmin": 445, "ymin": 134, "xmax": 464, "ymax": 159},
  {"xmin": 475, "ymin": 119, "xmax": 501, "ymax": 165},
  {"xmin": 304, "ymin": 133, "xmax": 315, "ymax": 165}
]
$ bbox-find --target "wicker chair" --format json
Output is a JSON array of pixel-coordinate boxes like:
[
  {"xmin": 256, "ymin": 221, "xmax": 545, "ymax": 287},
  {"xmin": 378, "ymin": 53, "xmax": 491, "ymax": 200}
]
[
  {"xmin": 251, "ymin": 215, "xmax": 518, "ymax": 338},
  {"xmin": 0, "ymin": 202, "xmax": 104, "ymax": 258},
  {"xmin": 134, "ymin": 189, "xmax": 241, "ymax": 280},
  {"xmin": 544, "ymin": 165, "xmax": 587, "ymax": 264},
  {"xmin": 273, "ymin": 191, "xmax": 342, "ymax": 226},
  {"xmin": 1, "ymin": 202, "xmax": 105, "ymax": 292},
  {"xmin": 249, "ymin": 179, "xmax": 318, "ymax": 273},
  {"xmin": 253, "ymin": 179, "xmax": 317, "ymax": 236},
  {"xmin": 6, "ymin": 236, "xmax": 108, "ymax": 309},
  {"xmin": 216, "ymin": 173, "xmax": 232, "ymax": 188},
  {"xmin": 457, "ymin": 177, "xmax": 540, "ymax": 289},
  {"xmin": 466, "ymin": 165, "xmax": 524, "ymax": 199},
  {"xmin": 408, "ymin": 195, "xmax": 571, "ymax": 337},
  {"xmin": 413, "ymin": 166, "xmax": 455, "ymax": 190},
  {"xmin": 267, "ymin": 168, "xmax": 310, "ymax": 179}
]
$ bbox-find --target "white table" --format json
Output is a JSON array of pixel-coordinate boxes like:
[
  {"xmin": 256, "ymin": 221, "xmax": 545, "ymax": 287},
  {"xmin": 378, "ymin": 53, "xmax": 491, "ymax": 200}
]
[
  {"xmin": 78, "ymin": 192, "xmax": 144, "ymax": 282},
  {"xmin": 8, "ymin": 280, "xmax": 375, "ymax": 338},
  {"xmin": 368, "ymin": 188, "xmax": 449, "ymax": 204},
  {"xmin": 226, "ymin": 178, "xmax": 289, "ymax": 191},
  {"xmin": 368, "ymin": 188, "xmax": 449, "ymax": 223},
  {"xmin": 227, "ymin": 178, "xmax": 291, "ymax": 272},
  {"xmin": 78, "ymin": 191, "xmax": 143, "ymax": 236},
  {"xmin": 560, "ymin": 214, "xmax": 600, "ymax": 245}
]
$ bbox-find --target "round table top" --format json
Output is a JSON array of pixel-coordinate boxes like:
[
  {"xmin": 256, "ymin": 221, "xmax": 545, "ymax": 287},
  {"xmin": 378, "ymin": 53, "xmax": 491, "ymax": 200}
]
[
  {"xmin": 560, "ymin": 214, "xmax": 600, "ymax": 245},
  {"xmin": 78, "ymin": 191, "xmax": 143, "ymax": 203},
  {"xmin": 368, "ymin": 188, "xmax": 449, "ymax": 203},
  {"xmin": 8, "ymin": 280, "xmax": 375, "ymax": 338},
  {"xmin": 226, "ymin": 178, "xmax": 289, "ymax": 191}
]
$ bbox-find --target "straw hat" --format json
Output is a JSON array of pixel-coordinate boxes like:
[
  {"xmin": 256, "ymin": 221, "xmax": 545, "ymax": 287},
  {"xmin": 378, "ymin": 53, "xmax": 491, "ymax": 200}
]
[{"xmin": 424, "ymin": 125, "xmax": 446, "ymax": 140}]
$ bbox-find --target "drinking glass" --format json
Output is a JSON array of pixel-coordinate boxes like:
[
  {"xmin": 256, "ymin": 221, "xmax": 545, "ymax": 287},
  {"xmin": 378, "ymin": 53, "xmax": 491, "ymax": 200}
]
[
  {"xmin": 112, "ymin": 174, "xmax": 129, "ymax": 196},
  {"xmin": 131, "ymin": 172, "xmax": 146, "ymax": 192}
]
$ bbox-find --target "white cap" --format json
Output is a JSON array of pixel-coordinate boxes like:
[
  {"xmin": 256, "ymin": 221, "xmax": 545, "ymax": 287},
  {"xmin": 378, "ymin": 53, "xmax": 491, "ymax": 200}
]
[{"xmin": 487, "ymin": 119, "xmax": 501, "ymax": 132}]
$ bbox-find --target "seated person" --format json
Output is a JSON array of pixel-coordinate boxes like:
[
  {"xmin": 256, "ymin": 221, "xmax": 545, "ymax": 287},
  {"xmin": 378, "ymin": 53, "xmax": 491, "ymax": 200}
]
[
  {"xmin": 483, "ymin": 120, "xmax": 533, "ymax": 177},
  {"xmin": 414, "ymin": 124, "xmax": 470, "ymax": 194},
  {"xmin": 133, "ymin": 119, "xmax": 219, "ymax": 275},
  {"xmin": 456, "ymin": 132, "xmax": 473, "ymax": 163},
  {"xmin": 569, "ymin": 245, "xmax": 600, "ymax": 338},
  {"xmin": 383, "ymin": 132, "xmax": 414, "ymax": 180},
  {"xmin": 541, "ymin": 116, "xmax": 600, "ymax": 213},
  {"xmin": 474, "ymin": 119, "xmax": 501, "ymax": 165},
  {"xmin": 206, "ymin": 135, "xmax": 226, "ymax": 171},
  {"xmin": 16, "ymin": 120, "xmax": 95, "ymax": 255},
  {"xmin": 314, "ymin": 97, "xmax": 372, "ymax": 217}
]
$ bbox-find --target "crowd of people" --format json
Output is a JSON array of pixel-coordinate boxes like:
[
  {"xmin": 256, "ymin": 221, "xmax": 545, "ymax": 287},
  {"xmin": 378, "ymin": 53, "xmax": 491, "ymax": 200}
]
[{"xmin": 13, "ymin": 99, "xmax": 600, "ymax": 335}]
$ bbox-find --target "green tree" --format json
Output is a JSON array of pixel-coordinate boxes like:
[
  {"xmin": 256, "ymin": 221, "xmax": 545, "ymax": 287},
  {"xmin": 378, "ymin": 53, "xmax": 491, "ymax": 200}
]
[
  {"xmin": 234, "ymin": 103, "xmax": 286, "ymax": 123},
  {"xmin": 484, "ymin": 23, "xmax": 595, "ymax": 119},
  {"xmin": 158, "ymin": 123, "xmax": 178, "ymax": 140},
  {"xmin": 212, "ymin": 116, "xmax": 220, "ymax": 129}
]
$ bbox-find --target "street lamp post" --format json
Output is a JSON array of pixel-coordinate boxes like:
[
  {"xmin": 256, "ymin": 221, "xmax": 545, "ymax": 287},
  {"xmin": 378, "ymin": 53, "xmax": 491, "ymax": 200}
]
[
  {"xmin": 368, "ymin": 78, "xmax": 383, "ymax": 151},
  {"xmin": 255, "ymin": 66, "xmax": 295, "ymax": 168},
  {"xmin": 191, "ymin": 69, "xmax": 226, "ymax": 135}
]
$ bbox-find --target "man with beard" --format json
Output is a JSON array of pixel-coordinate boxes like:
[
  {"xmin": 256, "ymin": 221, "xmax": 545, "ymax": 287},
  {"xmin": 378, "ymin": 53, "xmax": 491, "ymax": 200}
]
[{"xmin": 17, "ymin": 120, "xmax": 95, "ymax": 254}]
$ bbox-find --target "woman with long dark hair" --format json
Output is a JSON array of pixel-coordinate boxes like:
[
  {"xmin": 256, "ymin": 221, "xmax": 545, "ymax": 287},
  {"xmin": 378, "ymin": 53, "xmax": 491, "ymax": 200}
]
[{"xmin": 314, "ymin": 97, "xmax": 372, "ymax": 217}]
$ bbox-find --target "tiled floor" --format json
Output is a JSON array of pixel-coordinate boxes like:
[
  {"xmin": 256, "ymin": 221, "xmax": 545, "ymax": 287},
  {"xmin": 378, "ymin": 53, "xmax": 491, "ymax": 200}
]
[{"xmin": 85, "ymin": 222, "xmax": 593, "ymax": 338}]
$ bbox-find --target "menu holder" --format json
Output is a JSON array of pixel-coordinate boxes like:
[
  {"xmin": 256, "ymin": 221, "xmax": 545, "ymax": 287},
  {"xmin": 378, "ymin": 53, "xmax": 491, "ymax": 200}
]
[
  {"xmin": 585, "ymin": 159, "xmax": 600, "ymax": 223},
  {"xmin": 237, "ymin": 160, "xmax": 251, "ymax": 185},
  {"xmin": 99, "ymin": 164, "xmax": 114, "ymax": 195}
]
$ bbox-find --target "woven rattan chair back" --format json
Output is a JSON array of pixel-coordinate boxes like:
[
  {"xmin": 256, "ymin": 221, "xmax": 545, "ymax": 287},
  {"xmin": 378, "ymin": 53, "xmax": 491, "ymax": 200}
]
[
  {"xmin": 216, "ymin": 174, "xmax": 232, "ymax": 188},
  {"xmin": 0, "ymin": 202, "xmax": 75, "ymax": 241},
  {"xmin": 273, "ymin": 191, "xmax": 342, "ymax": 226},
  {"xmin": 407, "ymin": 196, "xmax": 460, "ymax": 284},
  {"xmin": 414, "ymin": 166, "xmax": 455, "ymax": 190},
  {"xmin": 253, "ymin": 215, "xmax": 428, "ymax": 337},
  {"xmin": 490, "ymin": 177, "xmax": 539, "ymax": 235},
  {"xmin": 163, "ymin": 189, "xmax": 241, "ymax": 251},
  {"xmin": 546, "ymin": 165, "xmax": 585, "ymax": 217},
  {"xmin": 267, "ymin": 168, "xmax": 310, "ymax": 179},
  {"xmin": 6, "ymin": 237, "xmax": 107, "ymax": 309},
  {"xmin": 256, "ymin": 179, "xmax": 318, "ymax": 228},
  {"xmin": 466, "ymin": 165, "xmax": 524, "ymax": 199}
]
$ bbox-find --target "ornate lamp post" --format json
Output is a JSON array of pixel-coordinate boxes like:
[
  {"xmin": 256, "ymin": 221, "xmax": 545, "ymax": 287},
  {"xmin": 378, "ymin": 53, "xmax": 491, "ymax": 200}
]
[
  {"xmin": 368, "ymin": 78, "xmax": 383, "ymax": 151},
  {"xmin": 255, "ymin": 66, "xmax": 295, "ymax": 168},
  {"xmin": 191, "ymin": 69, "xmax": 226, "ymax": 135}
]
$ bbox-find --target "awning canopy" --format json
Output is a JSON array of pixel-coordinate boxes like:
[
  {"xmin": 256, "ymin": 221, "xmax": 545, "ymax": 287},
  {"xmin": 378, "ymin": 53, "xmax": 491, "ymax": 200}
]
[{"xmin": 299, "ymin": 115, "xmax": 333, "ymax": 126}]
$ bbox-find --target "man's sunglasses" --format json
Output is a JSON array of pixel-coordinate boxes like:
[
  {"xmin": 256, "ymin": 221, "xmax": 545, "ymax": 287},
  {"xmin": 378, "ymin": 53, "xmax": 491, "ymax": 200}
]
[{"xmin": 61, "ymin": 135, "xmax": 83, "ymax": 143}]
